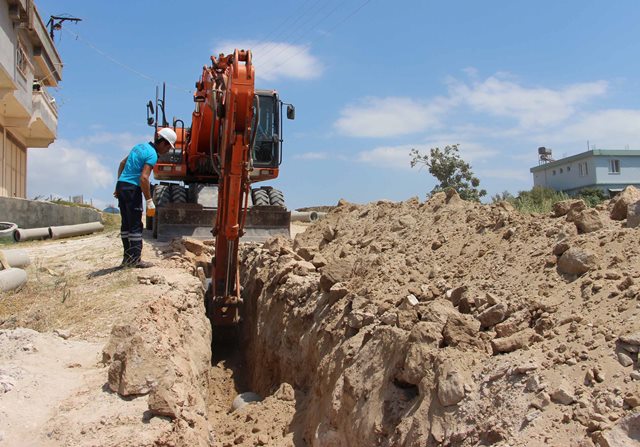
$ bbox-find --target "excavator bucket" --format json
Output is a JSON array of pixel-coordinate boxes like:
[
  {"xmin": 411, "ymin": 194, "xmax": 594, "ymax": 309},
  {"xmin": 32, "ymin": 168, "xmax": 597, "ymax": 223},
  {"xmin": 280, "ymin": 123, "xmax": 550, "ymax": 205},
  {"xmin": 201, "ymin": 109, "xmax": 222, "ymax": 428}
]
[{"xmin": 152, "ymin": 203, "xmax": 291, "ymax": 242}]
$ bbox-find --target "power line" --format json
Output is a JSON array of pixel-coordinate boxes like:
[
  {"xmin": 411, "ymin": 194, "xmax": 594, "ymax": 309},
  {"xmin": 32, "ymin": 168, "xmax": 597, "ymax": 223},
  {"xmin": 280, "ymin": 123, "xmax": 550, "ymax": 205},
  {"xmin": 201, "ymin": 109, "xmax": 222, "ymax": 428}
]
[
  {"xmin": 258, "ymin": 0, "xmax": 314, "ymax": 47},
  {"xmin": 262, "ymin": 0, "xmax": 344, "ymax": 62},
  {"xmin": 259, "ymin": 0, "xmax": 328, "ymax": 58},
  {"xmin": 260, "ymin": 0, "xmax": 373, "ymax": 79},
  {"xmin": 62, "ymin": 28, "xmax": 191, "ymax": 93}
]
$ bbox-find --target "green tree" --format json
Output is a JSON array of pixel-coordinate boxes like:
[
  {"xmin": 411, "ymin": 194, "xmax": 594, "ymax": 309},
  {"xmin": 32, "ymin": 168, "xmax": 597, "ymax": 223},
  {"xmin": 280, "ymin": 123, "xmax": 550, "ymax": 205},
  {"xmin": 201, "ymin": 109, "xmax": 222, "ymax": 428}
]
[
  {"xmin": 410, "ymin": 144, "xmax": 487, "ymax": 202},
  {"xmin": 491, "ymin": 190, "xmax": 515, "ymax": 203}
]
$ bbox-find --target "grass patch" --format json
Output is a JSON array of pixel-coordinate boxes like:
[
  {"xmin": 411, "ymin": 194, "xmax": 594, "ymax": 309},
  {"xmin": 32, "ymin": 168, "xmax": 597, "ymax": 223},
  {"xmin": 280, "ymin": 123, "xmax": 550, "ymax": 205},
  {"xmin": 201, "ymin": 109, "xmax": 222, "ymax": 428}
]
[
  {"xmin": 48, "ymin": 199, "xmax": 96, "ymax": 209},
  {"xmin": 0, "ymin": 260, "xmax": 138, "ymax": 336},
  {"xmin": 493, "ymin": 186, "xmax": 570, "ymax": 214},
  {"xmin": 101, "ymin": 212, "xmax": 121, "ymax": 232},
  {"xmin": 575, "ymin": 188, "xmax": 607, "ymax": 207}
]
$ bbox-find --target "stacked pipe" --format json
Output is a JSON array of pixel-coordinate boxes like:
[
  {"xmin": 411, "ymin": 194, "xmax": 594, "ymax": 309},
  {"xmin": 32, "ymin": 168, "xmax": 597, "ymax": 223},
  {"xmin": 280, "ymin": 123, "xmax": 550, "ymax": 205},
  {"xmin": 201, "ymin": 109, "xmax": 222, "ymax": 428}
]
[
  {"xmin": 13, "ymin": 222, "xmax": 104, "ymax": 242},
  {"xmin": 0, "ymin": 249, "xmax": 30, "ymax": 292},
  {"xmin": 0, "ymin": 222, "xmax": 17, "ymax": 240}
]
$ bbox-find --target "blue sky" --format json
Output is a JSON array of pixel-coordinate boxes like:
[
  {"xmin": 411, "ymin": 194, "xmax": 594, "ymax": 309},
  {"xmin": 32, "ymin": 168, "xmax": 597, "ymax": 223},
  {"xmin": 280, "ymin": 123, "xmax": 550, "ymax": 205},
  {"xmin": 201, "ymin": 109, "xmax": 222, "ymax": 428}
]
[{"xmin": 29, "ymin": 0, "xmax": 640, "ymax": 210}]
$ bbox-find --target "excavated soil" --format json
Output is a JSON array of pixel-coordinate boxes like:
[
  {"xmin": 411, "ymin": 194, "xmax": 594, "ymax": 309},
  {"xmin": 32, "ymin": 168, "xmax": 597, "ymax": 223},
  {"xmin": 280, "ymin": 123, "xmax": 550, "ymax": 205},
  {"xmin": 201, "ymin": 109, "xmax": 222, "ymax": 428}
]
[
  {"xmin": 229, "ymin": 191, "xmax": 640, "ymax": 447},
  {"xmin": 1, "ymin": 191, "xmax": 640, "ymax": 447}
]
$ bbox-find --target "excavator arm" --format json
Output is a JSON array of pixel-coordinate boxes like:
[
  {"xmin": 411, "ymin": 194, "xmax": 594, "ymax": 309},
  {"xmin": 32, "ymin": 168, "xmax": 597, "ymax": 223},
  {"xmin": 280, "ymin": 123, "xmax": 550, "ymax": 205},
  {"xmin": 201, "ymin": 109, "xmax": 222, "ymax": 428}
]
[
  {"xmin": 146, "ymin": 49, "xmax": 294, "ymax": 325},
  {"xmin": 205, "ymin": 50, "xmax": 255, "ymax": 326}
]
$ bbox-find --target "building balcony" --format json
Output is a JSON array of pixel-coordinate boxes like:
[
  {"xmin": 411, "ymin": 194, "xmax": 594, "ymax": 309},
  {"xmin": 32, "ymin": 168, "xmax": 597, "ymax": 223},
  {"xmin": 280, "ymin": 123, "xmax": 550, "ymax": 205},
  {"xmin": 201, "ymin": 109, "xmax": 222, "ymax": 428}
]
[
  {"xmin": 7, "ymin": 0, "xmax": 62, "ymax": 87},
  {"xmin": 0, "ymin": 67, "xmax": 31, "ymax": 135},
  {"xmin": 25, "ymin": 87, "xmax": 58, "ymax": 147}
]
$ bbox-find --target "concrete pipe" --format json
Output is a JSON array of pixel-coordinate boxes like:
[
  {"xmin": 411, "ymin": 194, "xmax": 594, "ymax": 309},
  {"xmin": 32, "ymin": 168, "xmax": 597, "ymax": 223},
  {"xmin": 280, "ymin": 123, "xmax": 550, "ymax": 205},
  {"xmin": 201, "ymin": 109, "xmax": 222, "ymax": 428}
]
[
  {"xmin": 0, "ymin": 268, "xmax": 27, "ymax": 292},
  {"xmin": 0, "ymin": 249, "xmax": 30, "ymax": 268},
  {"xmin": 231, "ymin": 392, "xmax": 262, "ymax": 411},
  {"xmin": 49, "ymin": 222, "xmax": 104, "ymax": 240},
  {"xmin": 0, "ymin": 222, "xmax": 17, "ymax": 241},
  {"xmin": 290, "ymin": 211, "xmax": 319, "ymax": 223},
  {"xmin": 14, "ymin": 227, "xmax": 52, "ymax": 242}
]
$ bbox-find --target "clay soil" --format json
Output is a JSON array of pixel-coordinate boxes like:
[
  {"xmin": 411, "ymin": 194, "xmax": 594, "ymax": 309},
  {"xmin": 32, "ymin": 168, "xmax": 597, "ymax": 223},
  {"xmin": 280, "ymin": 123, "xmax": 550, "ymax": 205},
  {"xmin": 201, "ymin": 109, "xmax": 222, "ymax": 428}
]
[{"xmin": 0, "ymin": 194, "xmax": 639, "ymax": 447}]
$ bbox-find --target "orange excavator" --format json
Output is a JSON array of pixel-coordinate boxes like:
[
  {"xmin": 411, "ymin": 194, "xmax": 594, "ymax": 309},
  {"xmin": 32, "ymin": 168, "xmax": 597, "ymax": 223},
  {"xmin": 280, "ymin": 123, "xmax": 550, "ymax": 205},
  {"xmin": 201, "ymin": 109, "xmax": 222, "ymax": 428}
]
[{"xmin": 145, "ymin": 49, "xmax": 294, "ymax": 325}]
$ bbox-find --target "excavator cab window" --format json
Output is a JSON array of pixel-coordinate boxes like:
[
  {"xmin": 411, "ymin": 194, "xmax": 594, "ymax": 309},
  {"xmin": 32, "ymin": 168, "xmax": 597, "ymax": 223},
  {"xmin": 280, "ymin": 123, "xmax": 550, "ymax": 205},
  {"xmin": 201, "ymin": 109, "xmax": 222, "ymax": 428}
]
[{"xmin": 252, "ymin": 93, "xmax": 280, "ymax": 168}]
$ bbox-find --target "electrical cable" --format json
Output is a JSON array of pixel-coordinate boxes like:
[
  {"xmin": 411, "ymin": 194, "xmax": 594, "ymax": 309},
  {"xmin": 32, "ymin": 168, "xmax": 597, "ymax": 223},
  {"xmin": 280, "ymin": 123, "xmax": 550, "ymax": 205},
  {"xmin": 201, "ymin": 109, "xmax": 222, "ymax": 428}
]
[
  {"xmin": 259, "ymin": 0, "xmax": 327, "ymax": 58},
  {"xmin": 62, "ymin": 28, "xmax": 191, "ymax": 93},
  {"xmin": 260, "ymin": 0, "xmax": 373, "ymax": 79},
  {"xmin": 257, "ymin": 0, "xmax": 314, "ymax": 53},
  {"xmin": 261, "ymin": 0, "xmax": 344, "ymax": 62}
]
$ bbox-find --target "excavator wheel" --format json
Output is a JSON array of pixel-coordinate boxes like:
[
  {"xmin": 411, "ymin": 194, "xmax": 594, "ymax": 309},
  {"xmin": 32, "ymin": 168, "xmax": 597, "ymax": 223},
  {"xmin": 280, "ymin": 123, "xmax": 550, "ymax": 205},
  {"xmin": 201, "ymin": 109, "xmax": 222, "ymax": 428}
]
[
  {"xmin": 252, "ymin": 188, "xmax": 270, "ymax": 206},
  {"xmin": 267, "ymin": 188, "xmax": 285, "ymax": 208},
  {"xmin": 151, "ymin": 185, "xmax": 171, "ymax": 238},
  {"xmin": 153, "ymin": 185, "xmax": 171, "ymax": 207},
  {"xmin": 170, "ymin": 184, "xmax": 187, "ymax": 203}
]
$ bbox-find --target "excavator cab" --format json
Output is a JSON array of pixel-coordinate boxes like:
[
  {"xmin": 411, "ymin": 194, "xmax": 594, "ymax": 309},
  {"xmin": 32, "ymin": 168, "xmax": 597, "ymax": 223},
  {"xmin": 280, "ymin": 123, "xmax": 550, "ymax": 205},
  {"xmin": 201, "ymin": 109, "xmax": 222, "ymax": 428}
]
[
  {"xmin": 253, "ymin": 91, "xmax": 279, "ymax": 167},
  {"xmin": 252, "ymin": 90, "xmax": 295, "ymax": 169}
]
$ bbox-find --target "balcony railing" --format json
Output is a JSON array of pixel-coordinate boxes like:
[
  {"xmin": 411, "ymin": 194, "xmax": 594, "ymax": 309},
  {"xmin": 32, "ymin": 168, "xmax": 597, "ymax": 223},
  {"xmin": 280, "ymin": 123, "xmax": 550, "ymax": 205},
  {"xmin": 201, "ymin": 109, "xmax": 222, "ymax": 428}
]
[{"xmin": 33, "ymin": 84, "xmax": 58, "ymax": 116}]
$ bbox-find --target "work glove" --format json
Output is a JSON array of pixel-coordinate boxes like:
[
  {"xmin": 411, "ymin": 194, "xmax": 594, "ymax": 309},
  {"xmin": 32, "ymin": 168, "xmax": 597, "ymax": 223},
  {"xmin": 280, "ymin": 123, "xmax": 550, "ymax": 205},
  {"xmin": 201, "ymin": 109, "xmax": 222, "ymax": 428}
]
[{"xmin": 146, "ymin": 199, "xmax": 155, "ymax": 210}]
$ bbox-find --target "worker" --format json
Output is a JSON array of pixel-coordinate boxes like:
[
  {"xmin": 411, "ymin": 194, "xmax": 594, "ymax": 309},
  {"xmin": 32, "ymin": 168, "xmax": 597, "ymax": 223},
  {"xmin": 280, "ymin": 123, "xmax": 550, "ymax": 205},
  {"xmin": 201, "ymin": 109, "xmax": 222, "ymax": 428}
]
[{"xmin": 114, "ymin": 128, "xmax": 176, "ymax": 268}]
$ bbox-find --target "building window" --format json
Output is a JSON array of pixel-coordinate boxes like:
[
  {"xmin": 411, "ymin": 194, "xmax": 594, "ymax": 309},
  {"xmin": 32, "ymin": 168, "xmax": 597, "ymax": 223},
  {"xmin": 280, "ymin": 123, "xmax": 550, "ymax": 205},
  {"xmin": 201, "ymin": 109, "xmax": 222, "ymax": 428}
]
[
  {"xmin": 578, "ymin": 162, "xmax": 588, "ymax": 177},
  {"xmin": 609, "ymin": 159, "xmax": 620, "ymax": 174},
  {"xmin": 552, "ymin": 170, "xmax": 556, "ymax": 175},
  {"xmin": 567, "ymin": 166, "xmax": 571, "ymax": 172},
  {"xmin": 16, "ymin": 40, "xmax": 29, "ymax": 78},
  {"xmin": 559, "ymin": 168, "xmax": 563, "ymax": 174}
]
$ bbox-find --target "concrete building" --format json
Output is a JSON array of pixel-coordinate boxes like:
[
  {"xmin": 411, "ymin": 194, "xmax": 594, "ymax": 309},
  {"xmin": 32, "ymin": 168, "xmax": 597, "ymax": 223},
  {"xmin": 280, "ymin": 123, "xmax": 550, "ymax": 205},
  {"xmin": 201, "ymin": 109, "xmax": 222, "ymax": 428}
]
[
  {"xmin": 0, "ymin": 0, "xmax": 62, "ymax": 198},
  {"xmin": 530, "ymin": 149, "xmax": 640, "ymax": 197}
]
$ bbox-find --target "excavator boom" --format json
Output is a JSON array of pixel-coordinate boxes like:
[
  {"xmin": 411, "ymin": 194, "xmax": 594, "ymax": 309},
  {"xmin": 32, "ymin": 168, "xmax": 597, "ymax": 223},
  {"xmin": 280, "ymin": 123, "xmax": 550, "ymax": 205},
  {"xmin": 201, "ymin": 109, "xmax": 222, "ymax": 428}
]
[{"xmin": 145, "ymin": 49, "xmax": 294, "ymax": 325}]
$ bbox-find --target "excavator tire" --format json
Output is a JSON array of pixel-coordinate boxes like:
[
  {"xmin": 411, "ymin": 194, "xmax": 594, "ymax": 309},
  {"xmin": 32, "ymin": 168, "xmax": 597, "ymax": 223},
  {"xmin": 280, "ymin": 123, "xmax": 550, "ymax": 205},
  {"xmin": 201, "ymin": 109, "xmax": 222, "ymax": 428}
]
[
  {"xmin": 268, "ymin": 188, "xmax": 285, "ymax": 208},
  {"xmin": 170, "ymin": 184, "xmax": 187, "ymax": 203},
  {"xmin": 150, "ymin": 185, "xmax": 171, "ymax": 237},
  {"xmin": 252, "ymin": 189, "xmax": 269, "ymax": 206},
  {"xmin": 154, "ymin": 185, "xmax": 171, "ymax": 207}
]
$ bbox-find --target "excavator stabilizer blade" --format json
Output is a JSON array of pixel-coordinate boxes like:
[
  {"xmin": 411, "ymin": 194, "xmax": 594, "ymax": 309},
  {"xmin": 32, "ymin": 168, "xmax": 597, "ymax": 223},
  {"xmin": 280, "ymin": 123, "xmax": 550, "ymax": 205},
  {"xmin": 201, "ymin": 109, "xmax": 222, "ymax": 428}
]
[{"xmin": 153, "ymin": 204, "xmax": 290, "ymax": 242}]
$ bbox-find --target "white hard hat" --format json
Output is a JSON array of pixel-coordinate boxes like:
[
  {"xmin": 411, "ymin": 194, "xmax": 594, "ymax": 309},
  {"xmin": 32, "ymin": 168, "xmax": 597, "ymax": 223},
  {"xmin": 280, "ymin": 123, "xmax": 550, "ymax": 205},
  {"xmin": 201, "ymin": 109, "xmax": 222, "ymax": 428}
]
[{"xmin": 157, "ymin": 128, "xmax": 177, "ymax": 148}]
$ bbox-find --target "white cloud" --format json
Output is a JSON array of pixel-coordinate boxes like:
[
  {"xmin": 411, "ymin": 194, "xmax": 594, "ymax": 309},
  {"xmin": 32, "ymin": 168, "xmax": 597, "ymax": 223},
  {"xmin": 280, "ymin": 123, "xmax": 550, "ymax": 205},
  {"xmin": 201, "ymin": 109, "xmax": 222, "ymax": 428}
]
[
  {"xmin": 357, "ymin": 144, "xmax": 416, "ymax": 170},
  {"xmin": 449, "ymin": 75, "xmax": 608, "ymax": 128},
  {"xmin": 294, "ymin": 151, "xmax": 328, "ymax": 160},
  {"xmin": 335, "ymin": 97, "xmax": 448, "ymax": 138},
  {"xmin": 357, "ymin": 141, "xmax": 498, "ymax": 171},
  {"xmin": 334, "ymin": 74, "xmax": 609, "ymax": 139},
  {"xmin": 544, "ymin": 109, "xmax": 640, "ymax": 149},
  {"xmin": 421, "ymin": 138, "xmax": 499, "ymax": 163},
  {"xmin": 214, "ymin": 41, "xmax": 322, "ymax": 82},
  {"xmin": 28, "ymin": 139, "xmax": 113, "ymax": 200}
]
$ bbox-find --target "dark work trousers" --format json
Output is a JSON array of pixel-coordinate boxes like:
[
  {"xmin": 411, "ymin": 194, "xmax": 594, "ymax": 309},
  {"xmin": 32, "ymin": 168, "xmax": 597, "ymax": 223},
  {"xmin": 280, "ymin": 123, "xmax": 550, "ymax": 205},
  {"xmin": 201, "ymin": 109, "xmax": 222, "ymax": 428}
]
[{"xmin": 116, "ymin": 181, "xmax": 143, "ymax": 265}]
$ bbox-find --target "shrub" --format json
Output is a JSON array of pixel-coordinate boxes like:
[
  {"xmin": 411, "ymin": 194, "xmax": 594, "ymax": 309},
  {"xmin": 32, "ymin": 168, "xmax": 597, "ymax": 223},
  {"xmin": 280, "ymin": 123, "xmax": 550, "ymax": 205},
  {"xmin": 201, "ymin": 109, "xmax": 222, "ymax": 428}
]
[
  {"xmin": 575, "ymin": 188, "xmax": 606, "ymax": 207},
  {"xmin": 509, "ymin": 186, "xmax": 569, "ymax": 214}
]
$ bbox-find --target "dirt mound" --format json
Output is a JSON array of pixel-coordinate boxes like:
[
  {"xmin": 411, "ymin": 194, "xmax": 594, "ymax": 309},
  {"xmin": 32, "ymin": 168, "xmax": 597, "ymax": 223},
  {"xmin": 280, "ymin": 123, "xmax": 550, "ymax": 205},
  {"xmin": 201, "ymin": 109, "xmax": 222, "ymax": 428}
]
[
  {"xmin": 235, "ymin": 193, "xmax": 640, "ymax": 446},
  {"xmin": 0, "ymin": 234, "xmax": 218, "ymax": 446},
  {"xmin": 102, "ymin": 272, "xmax": 213, "ymax": 446}
]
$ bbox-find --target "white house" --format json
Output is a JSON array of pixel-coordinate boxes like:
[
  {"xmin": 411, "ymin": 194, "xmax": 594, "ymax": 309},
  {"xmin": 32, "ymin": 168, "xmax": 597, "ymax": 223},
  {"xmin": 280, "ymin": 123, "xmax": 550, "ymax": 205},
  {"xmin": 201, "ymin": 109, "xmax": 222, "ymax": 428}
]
[
  {"xmin": 530, "ymin": 149, "xmax": 640, "ymax": 197},
  {"xmin": 1, "ymin": 0, "xmax": 62, "ymax": 198}
]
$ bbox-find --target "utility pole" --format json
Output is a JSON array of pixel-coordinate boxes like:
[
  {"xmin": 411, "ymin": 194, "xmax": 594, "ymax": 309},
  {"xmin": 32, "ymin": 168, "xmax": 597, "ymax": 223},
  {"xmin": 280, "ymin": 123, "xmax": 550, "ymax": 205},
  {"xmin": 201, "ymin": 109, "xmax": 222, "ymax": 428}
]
[{"xmin": 46, "ymin": 15, "xmax": 82, "ymax": 40}]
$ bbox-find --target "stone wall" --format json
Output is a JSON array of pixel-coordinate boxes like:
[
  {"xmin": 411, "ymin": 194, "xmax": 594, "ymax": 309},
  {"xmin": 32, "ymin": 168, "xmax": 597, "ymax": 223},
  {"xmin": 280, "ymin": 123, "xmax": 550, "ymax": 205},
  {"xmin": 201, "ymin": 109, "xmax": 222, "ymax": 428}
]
[{"xmin": 0, "ymin": 197, "xmax": 101, "ymax": 228}]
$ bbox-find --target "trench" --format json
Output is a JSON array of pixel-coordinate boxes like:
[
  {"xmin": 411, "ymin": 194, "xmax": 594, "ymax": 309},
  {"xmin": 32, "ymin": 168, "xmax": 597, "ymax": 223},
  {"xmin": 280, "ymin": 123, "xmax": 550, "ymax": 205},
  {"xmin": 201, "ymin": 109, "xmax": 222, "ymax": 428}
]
[{"xmin": 200, "ymin": 247, "xmax": 311, "ymax": 447}]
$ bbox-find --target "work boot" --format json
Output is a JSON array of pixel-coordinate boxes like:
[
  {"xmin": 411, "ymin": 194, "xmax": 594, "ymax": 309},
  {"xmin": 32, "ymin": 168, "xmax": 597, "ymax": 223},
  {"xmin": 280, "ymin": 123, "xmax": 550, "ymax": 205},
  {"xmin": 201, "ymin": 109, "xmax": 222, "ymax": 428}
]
[{"xmin": 133, "ymin": 260, "xmax": 154, "ymax": 269}]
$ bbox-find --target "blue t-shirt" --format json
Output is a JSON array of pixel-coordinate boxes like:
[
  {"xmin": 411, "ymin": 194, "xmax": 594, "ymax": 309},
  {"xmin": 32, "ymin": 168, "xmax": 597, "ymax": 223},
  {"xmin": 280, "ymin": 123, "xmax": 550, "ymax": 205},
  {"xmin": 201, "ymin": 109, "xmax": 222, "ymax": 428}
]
[{"xmin": 118, "ymin": 142, "xmax": 158, "ymax": 186}]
